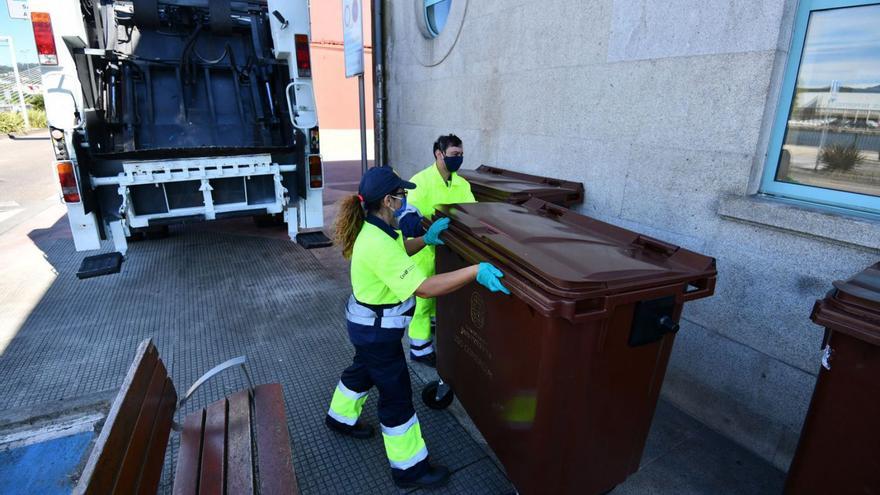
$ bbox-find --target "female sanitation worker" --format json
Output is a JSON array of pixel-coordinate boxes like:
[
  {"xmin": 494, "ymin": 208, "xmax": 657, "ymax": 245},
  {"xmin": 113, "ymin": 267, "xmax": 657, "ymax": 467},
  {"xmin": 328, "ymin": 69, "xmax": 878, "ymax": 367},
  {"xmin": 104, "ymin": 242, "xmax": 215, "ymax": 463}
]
[{"xmin": 325, "ymin": 166, "xmax": 509, "ymax": 489}]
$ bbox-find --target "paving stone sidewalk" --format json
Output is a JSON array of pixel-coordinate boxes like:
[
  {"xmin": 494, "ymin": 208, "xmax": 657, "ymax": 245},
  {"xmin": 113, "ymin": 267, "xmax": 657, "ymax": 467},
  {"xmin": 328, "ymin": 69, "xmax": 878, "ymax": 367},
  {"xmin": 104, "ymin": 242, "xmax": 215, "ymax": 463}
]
[{"xmin": 0, "ymin": 224, "xmax": 513, "ymax": 494}]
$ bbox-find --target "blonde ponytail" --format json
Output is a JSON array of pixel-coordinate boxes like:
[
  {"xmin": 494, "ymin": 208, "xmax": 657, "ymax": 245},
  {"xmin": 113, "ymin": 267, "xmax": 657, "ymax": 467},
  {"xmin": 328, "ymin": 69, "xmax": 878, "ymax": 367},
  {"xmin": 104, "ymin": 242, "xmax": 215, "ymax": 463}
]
[{"xmin": 334, "ymin": 195, "xmax": 366, "ymax": 259}]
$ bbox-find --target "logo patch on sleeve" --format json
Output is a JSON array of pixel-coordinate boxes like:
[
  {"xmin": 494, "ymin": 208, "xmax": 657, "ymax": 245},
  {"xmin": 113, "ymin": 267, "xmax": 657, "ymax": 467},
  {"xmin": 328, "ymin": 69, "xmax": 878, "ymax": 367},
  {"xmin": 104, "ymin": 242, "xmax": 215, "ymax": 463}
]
[{"xmin": 400, "ymin": 264, "xmax": 417, "ymax": 279}]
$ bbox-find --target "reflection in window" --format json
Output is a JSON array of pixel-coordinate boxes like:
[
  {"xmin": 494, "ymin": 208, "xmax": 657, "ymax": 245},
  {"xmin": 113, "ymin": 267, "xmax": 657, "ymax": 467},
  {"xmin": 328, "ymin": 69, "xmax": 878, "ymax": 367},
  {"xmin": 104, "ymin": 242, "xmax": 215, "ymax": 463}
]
[
  {"xmin": 778, "ymin": 4, "xmax": 880, "ymax": 198},
  {"xmin": 424, "ymin": 0, "xmax": 452, "ymax": 37}
]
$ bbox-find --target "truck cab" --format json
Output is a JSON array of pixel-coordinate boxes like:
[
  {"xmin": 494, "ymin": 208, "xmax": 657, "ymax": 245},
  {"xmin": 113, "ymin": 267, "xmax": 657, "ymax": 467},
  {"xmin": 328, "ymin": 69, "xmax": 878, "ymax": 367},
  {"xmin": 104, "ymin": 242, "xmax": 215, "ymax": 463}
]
[{"xmin": 31, "ymin": 0, "xmax": 324, "ymax": 256}]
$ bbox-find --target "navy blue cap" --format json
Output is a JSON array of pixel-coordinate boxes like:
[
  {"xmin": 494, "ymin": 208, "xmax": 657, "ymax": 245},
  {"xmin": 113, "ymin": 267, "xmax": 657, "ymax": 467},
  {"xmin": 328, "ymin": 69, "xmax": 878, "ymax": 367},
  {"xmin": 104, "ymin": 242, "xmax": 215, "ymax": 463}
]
[{"xmin": 358, "ymin": 167, "xmax": 416, "ymax": 204}]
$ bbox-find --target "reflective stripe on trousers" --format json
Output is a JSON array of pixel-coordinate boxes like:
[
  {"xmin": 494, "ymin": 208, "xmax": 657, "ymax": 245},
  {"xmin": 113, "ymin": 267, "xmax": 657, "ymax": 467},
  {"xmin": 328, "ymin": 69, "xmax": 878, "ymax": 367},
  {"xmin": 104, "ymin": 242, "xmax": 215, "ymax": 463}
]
[
  {"xmin": 409, "ymin": 337, "xmax": 434, "ymax": 357},
  {"xmin": 346, "ymin": 295, "xmax": 416, "ymax": 329},
  {"xmin": 327, "ymin": 380, "xmax": 369, "ymax": 426},
  {"xmin": 382, "ymin": 413, "xmax": 429, "ymax": 470}
]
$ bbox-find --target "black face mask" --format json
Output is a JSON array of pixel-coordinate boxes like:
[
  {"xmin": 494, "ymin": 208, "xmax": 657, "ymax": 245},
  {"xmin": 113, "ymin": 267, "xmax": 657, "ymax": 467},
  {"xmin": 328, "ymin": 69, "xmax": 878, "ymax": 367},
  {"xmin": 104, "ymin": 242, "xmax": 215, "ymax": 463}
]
[{"xmin": 444, "ymin": 154, "xmax": 463, "ymax": 173}]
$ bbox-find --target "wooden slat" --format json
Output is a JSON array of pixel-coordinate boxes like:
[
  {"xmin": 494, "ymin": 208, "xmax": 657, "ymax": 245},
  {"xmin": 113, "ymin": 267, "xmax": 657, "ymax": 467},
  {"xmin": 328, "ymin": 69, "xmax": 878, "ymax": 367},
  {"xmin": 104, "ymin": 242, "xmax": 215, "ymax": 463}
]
[
  {"xmin": 226, "ymin": 390, "xmax": 254, "ymax": 494},
  {"xmin": 254, "ymin": 384, "xmax": 298, "ymax": 495},
  {"xmin": 76, "ymin": 339, "xmax": 159, "ymax": 495},
  {"xmin": 199, "ymin": 398, "xmax": 227, "ymax": 495},
  {"xmin": 173, "ymin": 409, "xmax": 206, "ymax": 495},
  {"xmin": 135, "ymin": 377, "xmax": 177, "ymax": 495},
  {"xmin": 111, "ymin": 359, "xmax": 169, "ymax": 493}
]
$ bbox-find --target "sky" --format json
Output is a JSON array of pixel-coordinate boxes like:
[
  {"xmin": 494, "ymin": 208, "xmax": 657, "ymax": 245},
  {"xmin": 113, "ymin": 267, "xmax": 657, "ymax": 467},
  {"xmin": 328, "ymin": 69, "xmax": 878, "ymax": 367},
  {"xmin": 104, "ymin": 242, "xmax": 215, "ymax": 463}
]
[
  {"xmin": 798, "ymin": 3, "xmax": 880, "ymax": 88},
  {"xmin": 0, "ymin": 0, "xmax": 37, "ymax": 66}
]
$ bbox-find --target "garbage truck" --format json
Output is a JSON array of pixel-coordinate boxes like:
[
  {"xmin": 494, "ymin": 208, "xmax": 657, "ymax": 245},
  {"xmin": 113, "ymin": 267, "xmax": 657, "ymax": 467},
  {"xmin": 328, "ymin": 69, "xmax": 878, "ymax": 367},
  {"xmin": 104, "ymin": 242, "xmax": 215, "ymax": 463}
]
[{"xmin": 31, "ymin": 0, "xmax": 326, "ymax": 260}]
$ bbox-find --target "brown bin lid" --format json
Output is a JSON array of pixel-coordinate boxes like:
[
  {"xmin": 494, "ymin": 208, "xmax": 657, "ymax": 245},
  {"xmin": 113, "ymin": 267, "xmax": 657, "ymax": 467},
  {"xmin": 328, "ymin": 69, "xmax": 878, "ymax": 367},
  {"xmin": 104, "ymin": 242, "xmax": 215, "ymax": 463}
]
[
  {"xmin": 811, "ymin": 263, "xmax": 880, "ymax": 346},
  {"xmin": 436, "ymin": 198, "xmax": 716, "ymax": 297},
  {"xmin": 458, "ymin": 165, "xmax": 585, "ymax": 205}
]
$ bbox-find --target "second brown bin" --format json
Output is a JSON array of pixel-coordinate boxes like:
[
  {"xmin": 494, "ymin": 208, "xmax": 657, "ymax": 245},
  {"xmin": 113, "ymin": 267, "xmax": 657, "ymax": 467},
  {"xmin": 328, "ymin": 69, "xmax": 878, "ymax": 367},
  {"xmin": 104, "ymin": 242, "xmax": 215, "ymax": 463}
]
[
  {"xmin": 785, "ymin": 263, "xmax": 880, "ymax": 494},
  {"xmin": 458, "ymin": 165, "xmax": 585, "ymax": 207},
  {"xmin": 432, "ymin": 199, "xmax": 716, "ymax": 494}
]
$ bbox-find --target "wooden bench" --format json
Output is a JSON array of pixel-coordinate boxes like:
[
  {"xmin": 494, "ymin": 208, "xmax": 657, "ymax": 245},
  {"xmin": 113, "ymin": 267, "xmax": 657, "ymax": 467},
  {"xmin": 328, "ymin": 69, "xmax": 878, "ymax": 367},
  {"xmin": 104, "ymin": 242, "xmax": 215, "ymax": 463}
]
[{"xmin": 73, "ymin": 339, "xmax": 298, "ymax": 494}]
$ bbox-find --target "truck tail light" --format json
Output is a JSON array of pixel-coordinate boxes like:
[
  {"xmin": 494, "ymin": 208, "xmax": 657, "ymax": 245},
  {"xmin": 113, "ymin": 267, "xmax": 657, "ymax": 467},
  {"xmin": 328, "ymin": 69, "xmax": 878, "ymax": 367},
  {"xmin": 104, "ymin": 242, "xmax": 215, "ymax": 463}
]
[
  {"xmin": 308, "ymin": 155, "xmax": 323, "ymax": 188},
  {"xmin": 31, "ymin": 12, "xmax": 59, "ymax": 66},
  {"xmin": 295, "ymin": 34, "xmax": 312, "ymax": 78},
  {"xmin": 57, "ymin": 161, "xmax": 81, "ymax": 202}
]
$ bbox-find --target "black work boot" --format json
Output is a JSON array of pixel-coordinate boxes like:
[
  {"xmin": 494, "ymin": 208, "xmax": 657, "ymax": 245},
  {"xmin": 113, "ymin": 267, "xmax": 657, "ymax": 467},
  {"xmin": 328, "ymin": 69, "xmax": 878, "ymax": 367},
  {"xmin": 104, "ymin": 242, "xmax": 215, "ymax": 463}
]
[
  {"xmin": 394, "ymin": 464, "xmax": 451, "ymax": 489},
  {"xmin": 410, "ymin": 351, "xmax": 437, "ymax": 368},
  {"xmin": 325, "ymin": 416, "xmax": 375, "ymax": 439}
]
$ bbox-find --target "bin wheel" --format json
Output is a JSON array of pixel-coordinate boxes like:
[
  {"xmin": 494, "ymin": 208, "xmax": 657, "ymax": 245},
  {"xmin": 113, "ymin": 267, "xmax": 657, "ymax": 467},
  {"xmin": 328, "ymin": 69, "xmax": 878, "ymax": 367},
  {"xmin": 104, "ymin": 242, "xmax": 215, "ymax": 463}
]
[{"xmin": 421, "ymin": 381, "xmax": 454, "ymax": 410}]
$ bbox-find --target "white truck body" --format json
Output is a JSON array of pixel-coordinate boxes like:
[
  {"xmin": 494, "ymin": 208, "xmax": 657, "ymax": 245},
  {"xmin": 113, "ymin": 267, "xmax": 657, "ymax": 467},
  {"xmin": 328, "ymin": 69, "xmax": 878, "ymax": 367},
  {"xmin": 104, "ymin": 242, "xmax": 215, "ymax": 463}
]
[{"xmin": 31, "ymin": 0, "xmax": 324, "ymax": 255}]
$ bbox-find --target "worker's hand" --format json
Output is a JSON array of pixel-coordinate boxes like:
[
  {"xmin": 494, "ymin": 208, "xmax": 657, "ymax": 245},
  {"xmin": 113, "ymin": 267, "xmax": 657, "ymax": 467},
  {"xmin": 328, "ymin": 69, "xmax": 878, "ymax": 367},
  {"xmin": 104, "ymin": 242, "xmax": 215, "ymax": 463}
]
[
  {"xmin": 477, "ymin": 262, "xmax": 511, "ymax": 295},
  {"xmin": 423, "ymin": 217, "xmax": 450, "ymax": 246}
]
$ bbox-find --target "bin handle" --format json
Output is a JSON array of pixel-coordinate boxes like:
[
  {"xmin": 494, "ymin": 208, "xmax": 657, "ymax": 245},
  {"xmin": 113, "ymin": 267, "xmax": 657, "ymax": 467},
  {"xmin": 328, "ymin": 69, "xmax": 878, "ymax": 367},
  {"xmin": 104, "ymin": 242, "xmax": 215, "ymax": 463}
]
[
  {"xmin": 682, "ymin": 277, "xmax": 715, "ymax": 302},
  {"xmin": 633, "ymin": 235, "xmax": 678, "ymax": 257},
  {"xmin": 570, "ymin": 307, "xmax": 608, "ymax": 323},
  {"xmin": 569, "ymin": 299, "xmax": 609, "ymax": 323},
  {"xmin": 536, "ymin": 202, "xmax": 565, "ymax": 219}
]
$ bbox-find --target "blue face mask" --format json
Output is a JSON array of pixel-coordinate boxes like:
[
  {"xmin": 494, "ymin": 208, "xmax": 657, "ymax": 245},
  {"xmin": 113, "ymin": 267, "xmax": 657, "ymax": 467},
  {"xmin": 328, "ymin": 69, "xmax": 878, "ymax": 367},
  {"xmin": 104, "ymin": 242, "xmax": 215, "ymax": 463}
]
[
  {"xmin": 392, "ymin": 195, "xmax": 407, "ymax": 219},
  {"xmin": 444, "ymin": 154, "xmax": 463, "ymax": 173}
]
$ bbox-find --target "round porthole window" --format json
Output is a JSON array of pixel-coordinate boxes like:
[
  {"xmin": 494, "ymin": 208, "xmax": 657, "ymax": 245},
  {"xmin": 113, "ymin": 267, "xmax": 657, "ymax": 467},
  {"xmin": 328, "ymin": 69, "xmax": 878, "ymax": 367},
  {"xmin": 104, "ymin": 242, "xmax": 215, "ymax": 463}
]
[
  {"xmin": 410, "ymin": 0, "xmax": 467, "ymax": 65},
  {"xmin": 424, "ymin": 0, "xmax": 452, "ymax": 37}
]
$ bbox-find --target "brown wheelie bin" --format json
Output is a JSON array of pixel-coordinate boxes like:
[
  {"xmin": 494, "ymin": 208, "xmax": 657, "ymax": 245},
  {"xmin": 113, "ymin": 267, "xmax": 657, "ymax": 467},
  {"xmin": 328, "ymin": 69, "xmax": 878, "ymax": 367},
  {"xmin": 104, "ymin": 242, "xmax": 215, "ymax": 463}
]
[
  {"xmin": 458, "ymin": 165, "xmax": 585, "ymax": 207},
  {"xmin": 785, "ymin": 262, "xmax": 880, "ymax": 494},
  {"xmin": 429, "ymin": 198, "xmax": 717, "ymax": 494}
]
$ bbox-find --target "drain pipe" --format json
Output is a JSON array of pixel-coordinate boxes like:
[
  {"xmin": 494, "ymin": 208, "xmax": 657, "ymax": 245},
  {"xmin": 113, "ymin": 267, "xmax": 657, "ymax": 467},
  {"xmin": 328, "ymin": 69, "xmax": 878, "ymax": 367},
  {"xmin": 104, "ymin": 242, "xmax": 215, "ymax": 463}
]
[{"xmin": 371, "ymin": 0, "xmax": 387, "ymax": 168}]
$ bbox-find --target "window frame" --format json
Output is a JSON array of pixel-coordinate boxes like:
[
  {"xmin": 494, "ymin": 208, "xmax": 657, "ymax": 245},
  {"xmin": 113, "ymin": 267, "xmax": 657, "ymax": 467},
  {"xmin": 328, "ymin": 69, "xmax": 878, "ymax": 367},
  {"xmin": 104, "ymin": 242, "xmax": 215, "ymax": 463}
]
[
  {"xmin": 761, "ymin": 0, "xmax": 880, "ymax": 216},
  {"xmin": 423, "ymin": 0, "xmax": 452, "ymax": 38}
]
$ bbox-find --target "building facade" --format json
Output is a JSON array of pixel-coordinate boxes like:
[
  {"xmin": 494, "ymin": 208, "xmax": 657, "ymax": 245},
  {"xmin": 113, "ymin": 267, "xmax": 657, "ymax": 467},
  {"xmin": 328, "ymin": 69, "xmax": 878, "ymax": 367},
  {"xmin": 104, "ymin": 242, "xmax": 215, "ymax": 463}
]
[
  {"xmin": 309, "ymin": 1, "xmax": 374, "ymax": 161},
  {"xmin": 382, "ymin": 0, "xmax": 880, "ymax": 469}
]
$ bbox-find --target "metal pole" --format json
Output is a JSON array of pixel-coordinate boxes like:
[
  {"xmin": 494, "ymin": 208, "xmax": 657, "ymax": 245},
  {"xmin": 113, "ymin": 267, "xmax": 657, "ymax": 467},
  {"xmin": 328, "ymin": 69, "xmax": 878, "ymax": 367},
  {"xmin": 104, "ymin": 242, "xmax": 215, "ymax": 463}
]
[
  {"xmin": 371, "ymin": 0, "xmax": 386, "ymax": 169},
  {"xmin": 814, "ymin": 80, "xmax": 838, "ymax": 171},
  {"xmin": 4, "ymin": 37, "xmax": 29, "ymax": 129},
  {"xmin": 358, "ymin": 73, "xmax": 368, "ymax": 173}
]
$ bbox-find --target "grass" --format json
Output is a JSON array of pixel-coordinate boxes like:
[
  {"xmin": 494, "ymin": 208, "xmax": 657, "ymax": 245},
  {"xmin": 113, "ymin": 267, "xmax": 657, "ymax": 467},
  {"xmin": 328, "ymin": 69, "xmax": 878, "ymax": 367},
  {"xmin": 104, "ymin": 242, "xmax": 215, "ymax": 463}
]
[
  {"xmin": 27, "ymin": 109, "xmax": 47, "ymax": 129},
  {"xmin": 0, "ymin": 109, "xmax": 48, "ymax": 133},
  {"xmin": 0, "ymin": 111, "xmax": 25, "ymax": 133}
]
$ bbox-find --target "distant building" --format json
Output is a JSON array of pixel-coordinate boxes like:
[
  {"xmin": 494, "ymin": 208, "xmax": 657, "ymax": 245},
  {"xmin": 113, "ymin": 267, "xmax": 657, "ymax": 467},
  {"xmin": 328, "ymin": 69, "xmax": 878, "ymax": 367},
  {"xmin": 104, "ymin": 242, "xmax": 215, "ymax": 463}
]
[{"xmin": 309, "ymin": 2, "xmax": 374, "ymax": 162}]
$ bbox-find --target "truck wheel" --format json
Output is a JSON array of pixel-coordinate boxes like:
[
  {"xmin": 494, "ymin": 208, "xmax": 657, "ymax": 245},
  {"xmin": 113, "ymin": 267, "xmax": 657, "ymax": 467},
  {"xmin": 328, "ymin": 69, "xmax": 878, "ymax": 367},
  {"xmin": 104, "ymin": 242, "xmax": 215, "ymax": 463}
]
[{"xmin": 421, "ymin": 381, "xmax": 454, "ymax": 410}]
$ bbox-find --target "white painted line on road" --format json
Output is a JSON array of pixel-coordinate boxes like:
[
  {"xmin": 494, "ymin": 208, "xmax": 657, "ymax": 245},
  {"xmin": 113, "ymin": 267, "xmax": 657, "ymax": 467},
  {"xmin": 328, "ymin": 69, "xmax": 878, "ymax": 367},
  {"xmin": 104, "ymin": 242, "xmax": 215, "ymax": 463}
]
[
  {"xmin": 0, "ymin": 412, "xmax": 104, "ymax": 451},
  {"xmin": 0, "ymin": 198, "xmax": 63, "ymax": 238},
  {"xmin": 0, "ymin": 201, "xmax": 20, "ymax": 209},
  {"xmin": 0, "ymin": 208, "xmax": 23, "ymax": 223}
]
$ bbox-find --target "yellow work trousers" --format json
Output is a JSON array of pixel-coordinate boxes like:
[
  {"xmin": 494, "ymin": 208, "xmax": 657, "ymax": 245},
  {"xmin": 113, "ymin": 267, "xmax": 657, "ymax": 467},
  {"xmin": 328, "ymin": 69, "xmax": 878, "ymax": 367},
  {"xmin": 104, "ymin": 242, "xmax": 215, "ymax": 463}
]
[
  {"xmin": 408, "ymin": 246, "xmax": 436, "ymax": 356},
  {"xmin": 408, "ymin": 296, "xmax": 435, "ymax": 356}
]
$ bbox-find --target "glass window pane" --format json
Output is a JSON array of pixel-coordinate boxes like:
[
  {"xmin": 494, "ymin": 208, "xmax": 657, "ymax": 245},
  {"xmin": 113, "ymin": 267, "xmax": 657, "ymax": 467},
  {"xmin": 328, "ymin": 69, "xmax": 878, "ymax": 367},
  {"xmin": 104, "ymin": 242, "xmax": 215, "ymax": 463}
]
[
  {"xmin": 778, "ymin": 3, "xmax": 880, "ymax": 198},
  {"xmin": 427, "ymin": 0, "xmax": 452, "ymax": 36}
]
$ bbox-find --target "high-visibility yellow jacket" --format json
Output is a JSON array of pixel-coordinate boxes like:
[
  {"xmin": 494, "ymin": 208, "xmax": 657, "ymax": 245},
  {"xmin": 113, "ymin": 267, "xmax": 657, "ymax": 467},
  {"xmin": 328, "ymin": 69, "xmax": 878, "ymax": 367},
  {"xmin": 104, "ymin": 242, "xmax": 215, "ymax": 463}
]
[{"xmin": 407, "ymin": 163, "xmax": 475, "ymax": 278}]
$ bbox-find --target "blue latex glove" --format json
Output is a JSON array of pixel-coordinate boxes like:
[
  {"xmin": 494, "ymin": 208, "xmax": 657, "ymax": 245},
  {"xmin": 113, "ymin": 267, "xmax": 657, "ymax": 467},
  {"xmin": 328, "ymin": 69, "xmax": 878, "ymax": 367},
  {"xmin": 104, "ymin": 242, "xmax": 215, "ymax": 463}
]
[
  {"xmin": 477, "ymin": 262, "xmax": 511, "ymax": 295},
  {"xmin": 423, "ymin": 217, "xmax": 450, "ymax": 246}
]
